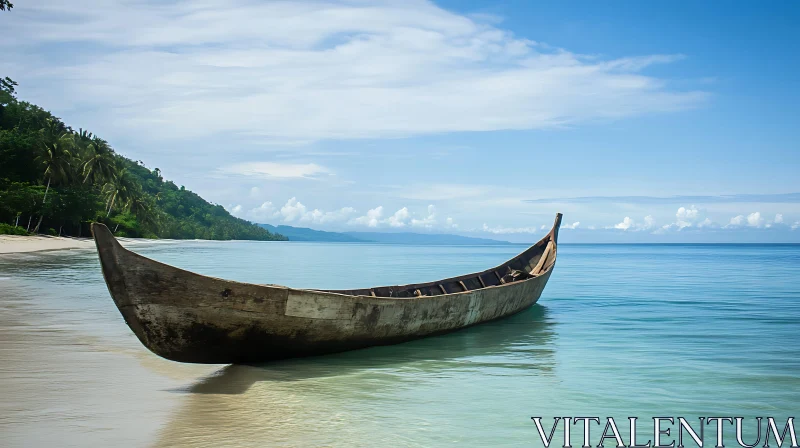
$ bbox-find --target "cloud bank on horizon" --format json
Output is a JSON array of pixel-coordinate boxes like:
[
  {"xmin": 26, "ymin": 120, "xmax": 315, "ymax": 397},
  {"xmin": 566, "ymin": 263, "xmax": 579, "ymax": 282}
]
[
  {"xmin": 2, "ymin": 0, "xmax": 798, "ymax": 241},
  {"xmin": 231, "ymin": 197, "xmax": 800, "ymax": 241}
]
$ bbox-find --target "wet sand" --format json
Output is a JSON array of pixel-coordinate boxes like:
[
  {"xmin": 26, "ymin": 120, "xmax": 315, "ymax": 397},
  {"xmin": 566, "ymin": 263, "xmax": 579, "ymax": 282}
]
[{"xmin": 0, "ymin": 303, "xmax": 221, "ymax": 447}]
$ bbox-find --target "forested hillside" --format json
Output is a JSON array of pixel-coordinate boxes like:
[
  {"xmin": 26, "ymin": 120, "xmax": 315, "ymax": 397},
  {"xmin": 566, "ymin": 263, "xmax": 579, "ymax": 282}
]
[{"xmin": 0, "ymin": 78, "xmax": 286, "ymax": 241}]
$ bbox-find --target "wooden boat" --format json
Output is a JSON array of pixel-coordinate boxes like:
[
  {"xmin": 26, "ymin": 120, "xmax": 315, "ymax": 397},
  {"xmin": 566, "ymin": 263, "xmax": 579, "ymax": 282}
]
[{"xmin": 91, "ymin": 213, "xmax": 563, "ymax": 364}]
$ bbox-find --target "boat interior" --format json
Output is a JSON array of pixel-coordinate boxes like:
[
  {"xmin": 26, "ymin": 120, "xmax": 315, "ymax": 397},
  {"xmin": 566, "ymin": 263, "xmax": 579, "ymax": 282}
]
[{"xmin": 323, "ymin": 235, "xmax": 556, "ymax": 298}]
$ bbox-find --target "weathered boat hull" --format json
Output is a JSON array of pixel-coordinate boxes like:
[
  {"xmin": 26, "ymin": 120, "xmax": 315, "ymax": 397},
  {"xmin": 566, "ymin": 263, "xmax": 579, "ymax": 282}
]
[{"xmin": 92, "ymin": 214, "xmax": 562, "ymax": 364}]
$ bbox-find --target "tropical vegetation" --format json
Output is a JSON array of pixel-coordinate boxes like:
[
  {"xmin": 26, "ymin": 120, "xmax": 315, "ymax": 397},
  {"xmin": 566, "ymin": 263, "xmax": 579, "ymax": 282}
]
[{"xmin": 0, "ymin": 79, "xmax": 286, "ymax": 241}]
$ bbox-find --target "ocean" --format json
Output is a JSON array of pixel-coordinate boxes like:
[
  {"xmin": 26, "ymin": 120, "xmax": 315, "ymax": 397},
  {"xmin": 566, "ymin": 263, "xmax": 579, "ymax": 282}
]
[{"xmin": 1, "ymin": 242, "xmax": 799, "ymax": 447}]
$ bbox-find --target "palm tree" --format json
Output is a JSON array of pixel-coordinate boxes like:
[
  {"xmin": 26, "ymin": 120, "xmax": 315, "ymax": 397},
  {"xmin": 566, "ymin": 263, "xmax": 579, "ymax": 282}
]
[
  {"xmin": 32, "ymin": 119, "xmax": 74, "ymax": 233},
  {"xmin": 103, "ymin": 168, "xmax": 137, "ymax": 217},
  {"xmin": 81, "ymin": 137, "xmax": 116, "ymax": 184},
  {"xmin": 74, "ymin": 128, "xmax": 93, "ymax": 146},
  {"xmin": 126, "ymin": 194, "xmax": 160, "ymax": 231}
]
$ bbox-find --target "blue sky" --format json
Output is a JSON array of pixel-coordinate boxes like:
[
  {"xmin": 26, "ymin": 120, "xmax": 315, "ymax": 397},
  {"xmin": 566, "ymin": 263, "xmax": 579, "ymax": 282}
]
[{"xmin": 2, "ymin": 1, "xmax": 799, "ymax": 242}]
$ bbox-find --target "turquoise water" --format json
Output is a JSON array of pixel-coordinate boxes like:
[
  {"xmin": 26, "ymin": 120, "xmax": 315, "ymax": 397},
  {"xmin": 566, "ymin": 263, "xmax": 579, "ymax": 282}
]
[{"xmin": 1, "ymin": 242, "xmax": 799, "ymax": 447}]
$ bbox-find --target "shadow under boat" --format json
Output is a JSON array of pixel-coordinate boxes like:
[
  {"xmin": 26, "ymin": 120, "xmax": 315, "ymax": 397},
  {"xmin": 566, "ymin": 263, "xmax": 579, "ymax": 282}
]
[{"xmin": 179, "ymin": 304, "xmax": 557, "ymax": 396}]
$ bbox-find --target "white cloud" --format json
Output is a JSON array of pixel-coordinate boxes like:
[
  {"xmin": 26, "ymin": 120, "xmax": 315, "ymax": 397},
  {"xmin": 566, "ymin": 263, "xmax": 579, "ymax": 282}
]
[
  {"xmin": 654, "ymin": 207, "xmax": 795, "ymax": 233},
  {"xmin": 562, "ymin": 221, "xmax": 580, "ymax": 229},
  {"xmin": 221, "ymin": 162, "xmax": 330, "ymax": 179},
  {"xmin": 766, "ymin": 213, "xmax": 784, "ymax": 227},
  {"xmin": 747, "ymin": 212, "xmax": 763, "ymax": 227},
  {"xmin": 230, "ymin": 204, "xmax": 242, "ymax": 215},
  {"xmin": 676, "ymin": 206, "xmax": 699, "ymax": 221},
  {"xmin": 612, "ymin": 215, "xmax": 656, "ymax": 232},
  {"xmin": 675, "ymin": 206, "xmax": 699, "ymax": 228},
  {"xmin": 271, "ymin": 197, "xmax": 357, "ymax": 224},
  {"xmin": 793, "ymin": 221, "xmax": 800, "ymax": 231},
  {"xmin": 301, "ymin": 207, "xmax": 359, "ymax": 225},
  {"xmin": 410, "ymin": 204, "xmax": 437, "ymax": 228},
  {"xmin": 351, "ymin": 206, "xmax": 384, "ymax": 228},
  {"xmin": 278, "ymin": 197, "xmax": 308, "ymax": 222},
  {"xmin": 346, "ymin": 204, "xmax": 449, "ymax": 229},
  {"xmin": 726, "ymin": 212, "xmax": 765, "ymax": 228},
  {"xmin": 697, "ymin": 217, "xmax": 713, "ymax": 228},
  {"xmin": 728, "ymin": 215, "xmax": 745, "ymax": 227},
  {"xmin": 249, "ymin": 187, "xmax": 260, "ymax": 198},
  {"xmin": 387, "ymin": 207, "xmax": 411, "ymax": 227},
  {"xmin": 482, "ymin": 224, "xmax": 543, "ymax": 234},
  {"xmin": 3, "ymin": 0, "xmax": 707, "ymax": 143},
  {"xmin": 658, "ymin": 206, "xmax": 706, "ymax": 232},
  {"xmin": 318, "ymin": 207, "xmax": 358, "ymax": 224},
  {"xmin": 247, "ymin": 201, "xmax": 275, "ymax": 222},
  {"xmin": 614, "ymin": 217, "xmax": 635, "ymax": 231}
]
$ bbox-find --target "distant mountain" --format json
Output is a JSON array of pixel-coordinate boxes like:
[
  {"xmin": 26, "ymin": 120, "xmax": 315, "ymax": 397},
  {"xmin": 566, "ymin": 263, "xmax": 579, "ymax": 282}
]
[
  {"xmin": 257, "ymin": 224, "xmax": 511, "ymax": 245},
  {"xmin": 258, "ymin": 224, "xmax": 367, "ymax": 242}
]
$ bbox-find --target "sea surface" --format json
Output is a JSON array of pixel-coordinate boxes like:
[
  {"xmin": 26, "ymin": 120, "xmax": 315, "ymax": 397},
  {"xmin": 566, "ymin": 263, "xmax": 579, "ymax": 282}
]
[{"xmin": 0, "ymin": 242, "xmax": 798, "ymax": 447}]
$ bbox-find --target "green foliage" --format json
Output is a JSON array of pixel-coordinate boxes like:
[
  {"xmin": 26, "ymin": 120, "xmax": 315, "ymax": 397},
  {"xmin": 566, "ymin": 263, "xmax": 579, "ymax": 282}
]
[
  {"xmin": 0, "ymin": 223, "xmax": 28, "ymax": 235},
  {"xmin": 0, "ymin": 78, "xmax": 287, "ymax": 241},
  {"xmin": 1, "ymin": 77, "xmax": 17, "ymax": 105}
]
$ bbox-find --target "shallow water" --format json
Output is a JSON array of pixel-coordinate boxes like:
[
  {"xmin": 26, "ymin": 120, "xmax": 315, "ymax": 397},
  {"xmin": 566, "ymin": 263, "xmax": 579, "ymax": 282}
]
[{"xmin": 1, "ymin": 242, "xmax": 798, "ymax": 447}]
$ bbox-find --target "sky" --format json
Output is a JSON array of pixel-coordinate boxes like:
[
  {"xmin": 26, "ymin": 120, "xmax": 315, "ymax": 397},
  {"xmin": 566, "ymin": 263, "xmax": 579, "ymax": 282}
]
[{"xmin": 2, "ymin": 0, "xmax": 799, "ymax": 242}]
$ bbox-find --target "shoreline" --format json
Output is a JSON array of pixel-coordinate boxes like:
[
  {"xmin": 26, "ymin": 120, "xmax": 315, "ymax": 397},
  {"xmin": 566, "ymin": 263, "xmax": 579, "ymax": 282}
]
[
  {"xmin": 0, "ymin": 234, "xmax": 293, "ymax": 255},
  {"xmin": 0, "ymin": 235, "xmax": 169, "ymax": 255},
  {"xmin": 0, "ymin": 235, "xmax": 96, "ymax": 254}
]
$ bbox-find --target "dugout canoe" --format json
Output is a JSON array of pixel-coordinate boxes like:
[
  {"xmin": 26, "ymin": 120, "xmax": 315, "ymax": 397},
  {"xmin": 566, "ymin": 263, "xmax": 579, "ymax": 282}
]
[{"xmin": 91, "ymin": 213, "xmax": 563, "ymax": 364}]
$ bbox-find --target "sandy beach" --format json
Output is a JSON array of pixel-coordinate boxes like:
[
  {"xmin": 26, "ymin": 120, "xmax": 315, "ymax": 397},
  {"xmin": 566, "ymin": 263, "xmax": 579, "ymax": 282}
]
[
  {"xmin": 0, "ymin": 235, "xmax": 160, "ymax": 254},
  {"xmin": 0, "ymin": 235, "xmax": 96, "ymax": 254}
]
